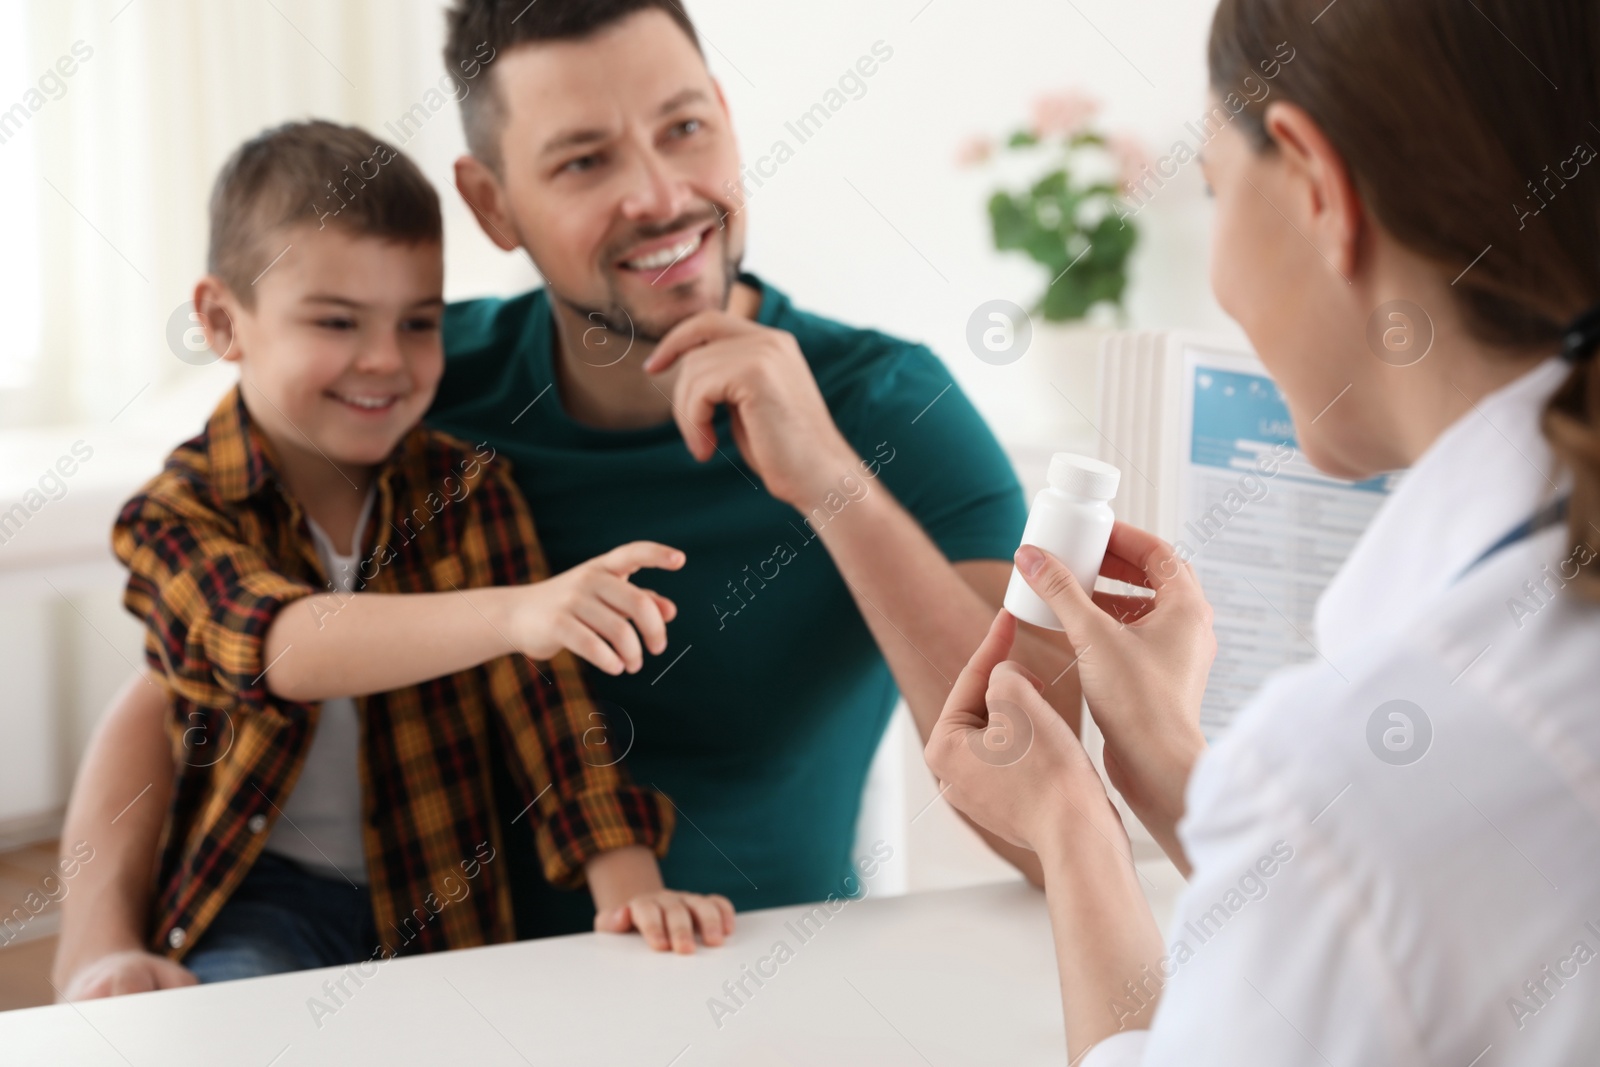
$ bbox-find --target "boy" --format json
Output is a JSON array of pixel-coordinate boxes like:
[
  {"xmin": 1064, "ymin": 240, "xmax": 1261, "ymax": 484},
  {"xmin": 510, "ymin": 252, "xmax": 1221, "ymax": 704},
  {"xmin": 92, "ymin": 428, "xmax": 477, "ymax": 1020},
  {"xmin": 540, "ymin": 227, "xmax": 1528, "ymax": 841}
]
[{"xmin": 111, "ymin": 120, "xmax": 732, "ymax": 982}]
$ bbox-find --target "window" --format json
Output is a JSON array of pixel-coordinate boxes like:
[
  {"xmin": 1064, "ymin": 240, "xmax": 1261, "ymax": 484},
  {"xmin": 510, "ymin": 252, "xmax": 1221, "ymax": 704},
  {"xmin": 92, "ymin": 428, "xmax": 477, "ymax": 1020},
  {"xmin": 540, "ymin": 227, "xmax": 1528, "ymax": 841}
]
[{"xmin": 0, "ymin": 0, "xmax": 42, "ymax": 389}]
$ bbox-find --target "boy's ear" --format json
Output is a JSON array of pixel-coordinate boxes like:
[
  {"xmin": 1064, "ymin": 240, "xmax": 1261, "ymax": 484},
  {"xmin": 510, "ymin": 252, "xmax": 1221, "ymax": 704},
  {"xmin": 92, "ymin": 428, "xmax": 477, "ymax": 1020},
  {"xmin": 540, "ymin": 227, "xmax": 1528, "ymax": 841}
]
[
  {"xmin": 454, "ymin": 154, "xmax": 521, "ymax": 253},
  {"xmin": 192, "ymin": 276, "xmax": 241, "ymax": 363}
]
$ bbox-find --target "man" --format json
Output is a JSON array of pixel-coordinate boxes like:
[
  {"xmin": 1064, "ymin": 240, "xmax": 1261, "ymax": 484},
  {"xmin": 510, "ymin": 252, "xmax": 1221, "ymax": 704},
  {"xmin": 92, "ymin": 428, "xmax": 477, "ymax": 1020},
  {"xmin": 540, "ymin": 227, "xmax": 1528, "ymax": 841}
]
[{"xmin": 54, "ymin": 0, "xmax": 1080, "ymax": 998}]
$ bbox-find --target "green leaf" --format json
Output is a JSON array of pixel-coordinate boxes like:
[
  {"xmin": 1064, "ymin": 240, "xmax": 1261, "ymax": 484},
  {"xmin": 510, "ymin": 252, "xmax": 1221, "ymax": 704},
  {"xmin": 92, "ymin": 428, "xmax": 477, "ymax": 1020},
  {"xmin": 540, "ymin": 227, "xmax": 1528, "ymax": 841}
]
[
  {"xmin": 1029, "ymin": 168, "xmax": 1070, "ymax": 201},
  {"xmin": 1007, "ymin": 130, "xmax": 1039, "ymax": 148},
  {"xmin": 1087, "ymin": 213, "xmax": 1139, "ymax": 263},
  {"xmin": 1023, "ymin": 229, "xmax": 1069, "ymax": 269},
  {"xmin": 988, "ymin": 193, "xmax": 1032, "ymax": 252},
  {"xmin": 1039, "ymin": 276, "xmax": 1096, "ymax": 321},
  {"xmin": 987, "ymin": 140, "xmax": 1140, "ymax": 306}
]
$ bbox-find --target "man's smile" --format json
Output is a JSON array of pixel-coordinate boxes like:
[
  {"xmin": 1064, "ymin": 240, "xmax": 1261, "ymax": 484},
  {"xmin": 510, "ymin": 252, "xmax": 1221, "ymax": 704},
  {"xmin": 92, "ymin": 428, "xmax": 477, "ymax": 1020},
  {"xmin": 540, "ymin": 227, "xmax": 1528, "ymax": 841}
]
[{"xmin": 613, "ymin": 221, "xmax": 719, "ymax": 287}]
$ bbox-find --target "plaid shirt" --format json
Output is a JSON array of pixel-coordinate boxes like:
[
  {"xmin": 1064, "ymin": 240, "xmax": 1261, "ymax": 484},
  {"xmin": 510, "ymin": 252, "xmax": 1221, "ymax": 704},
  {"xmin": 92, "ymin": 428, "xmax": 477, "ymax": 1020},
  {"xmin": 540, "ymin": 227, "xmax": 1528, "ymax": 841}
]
[{"xmin": 114, "ymin": 388, "xmax": 672, "ymax": 961}]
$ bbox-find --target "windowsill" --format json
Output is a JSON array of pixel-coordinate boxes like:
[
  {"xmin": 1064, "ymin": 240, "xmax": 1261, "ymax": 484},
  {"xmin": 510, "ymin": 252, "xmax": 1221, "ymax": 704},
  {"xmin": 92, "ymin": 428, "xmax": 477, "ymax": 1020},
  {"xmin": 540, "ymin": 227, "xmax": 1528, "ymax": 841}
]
[{"xmin": 0, "ymin": 374, "xmax": 235, "ymax": 587}]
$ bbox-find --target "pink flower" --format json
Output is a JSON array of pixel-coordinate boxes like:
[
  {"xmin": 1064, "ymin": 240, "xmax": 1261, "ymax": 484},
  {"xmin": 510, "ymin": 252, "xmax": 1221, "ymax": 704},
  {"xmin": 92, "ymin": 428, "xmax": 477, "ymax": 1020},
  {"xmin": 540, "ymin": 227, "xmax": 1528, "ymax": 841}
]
[
  {"xmin": 1030, "ymin": 90, "xmax": 1101, "ymax": 139},
  {"xmin": 954, "ymin": 134, "xmax": 994, "ymax": 167},
  {"xmin": 1106, "ymin": 132, "xmax": 1155, "ymax": 196}
]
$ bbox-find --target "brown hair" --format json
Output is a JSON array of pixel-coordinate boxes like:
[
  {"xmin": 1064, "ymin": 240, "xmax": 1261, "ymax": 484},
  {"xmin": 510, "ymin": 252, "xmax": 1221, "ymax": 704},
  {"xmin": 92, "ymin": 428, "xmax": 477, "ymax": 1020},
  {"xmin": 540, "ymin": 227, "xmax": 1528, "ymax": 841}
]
[
  {"xmin": 207, "ymin": 120, "xmax": 441, "ymax": 304},
  {"xmin": 443, "ymin": 0, "xmax": 703, "ymax": 174},
  {"xmin": 1210, "ymin": 0, "xmax": 1600, "ymax": 598}
]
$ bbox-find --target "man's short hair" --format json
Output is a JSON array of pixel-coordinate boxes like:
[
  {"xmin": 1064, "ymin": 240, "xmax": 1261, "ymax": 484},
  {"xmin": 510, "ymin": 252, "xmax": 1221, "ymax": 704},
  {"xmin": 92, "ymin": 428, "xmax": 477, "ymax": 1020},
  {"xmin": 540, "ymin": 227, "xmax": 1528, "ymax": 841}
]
[
  {"xmin": 443, "ymin": 0, "xmax": 704, "ymax": 174},
  {"xmin": 207, "ymin": 119, "xmax": 441, "ymax": 303}
]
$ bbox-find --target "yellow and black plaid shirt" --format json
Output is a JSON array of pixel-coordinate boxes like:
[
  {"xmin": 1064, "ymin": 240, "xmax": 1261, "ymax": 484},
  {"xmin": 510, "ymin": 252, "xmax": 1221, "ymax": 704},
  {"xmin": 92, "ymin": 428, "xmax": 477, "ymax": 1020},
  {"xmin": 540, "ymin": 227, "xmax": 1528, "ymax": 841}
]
[{"xmin": 114, "ymin": 388, "xmax": 672, "ymax": 961}]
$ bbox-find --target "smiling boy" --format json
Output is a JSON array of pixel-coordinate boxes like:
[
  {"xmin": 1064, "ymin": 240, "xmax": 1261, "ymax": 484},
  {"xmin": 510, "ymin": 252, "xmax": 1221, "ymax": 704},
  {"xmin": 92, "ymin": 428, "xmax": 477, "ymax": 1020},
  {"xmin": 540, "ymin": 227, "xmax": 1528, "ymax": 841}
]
[{"xmin": 103, "ymin": 121, "xmax": 731, "ymax": 985}]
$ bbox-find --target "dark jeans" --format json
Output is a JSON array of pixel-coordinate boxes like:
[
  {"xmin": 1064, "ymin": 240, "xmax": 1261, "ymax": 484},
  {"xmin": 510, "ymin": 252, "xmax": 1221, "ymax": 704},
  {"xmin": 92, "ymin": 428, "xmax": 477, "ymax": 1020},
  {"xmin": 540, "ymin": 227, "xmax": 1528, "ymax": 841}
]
[{"xmin": 184, "ymin": 852, "xmax": 377, "ymax": 984}]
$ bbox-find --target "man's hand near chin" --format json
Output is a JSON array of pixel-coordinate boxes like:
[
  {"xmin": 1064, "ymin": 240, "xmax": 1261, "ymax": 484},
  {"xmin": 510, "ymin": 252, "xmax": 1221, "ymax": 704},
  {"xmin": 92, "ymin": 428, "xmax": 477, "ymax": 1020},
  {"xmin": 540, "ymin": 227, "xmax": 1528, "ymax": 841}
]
[
  {"xmin": 59, "ymin": 950, "xmax": 197, "ymax": 1001},
  {"xmin": 642, "ymin": 309, "xmax": 860, "ymax": 508}
]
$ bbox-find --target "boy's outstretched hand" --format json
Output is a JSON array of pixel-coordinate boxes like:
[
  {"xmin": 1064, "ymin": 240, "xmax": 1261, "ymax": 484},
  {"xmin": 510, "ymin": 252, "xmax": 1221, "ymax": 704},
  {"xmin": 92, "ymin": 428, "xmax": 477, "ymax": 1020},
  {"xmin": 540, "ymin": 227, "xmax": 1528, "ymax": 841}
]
[
  {"xmin": 507, "ymin": 541, "xmax": 685, "ymax": 676},
  {"xmin": 594, "ymin": 889, "xmax": 736, "ymax": 954}
]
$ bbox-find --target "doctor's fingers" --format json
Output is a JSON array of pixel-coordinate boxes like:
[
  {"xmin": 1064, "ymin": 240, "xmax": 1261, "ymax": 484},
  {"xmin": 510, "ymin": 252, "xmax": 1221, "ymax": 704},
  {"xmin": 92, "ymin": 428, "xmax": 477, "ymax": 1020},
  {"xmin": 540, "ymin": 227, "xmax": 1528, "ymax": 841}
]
[
  {"xmin": 986, "ymin": 658, "xmax": 1045, "ymax": 698},
  {"xmin": 1016, "ymin": 545, "xmax": 1118, "ymax": 651},
  {"xmin": 1092, "ymin": 590, "xmax": 1158, "ymax": 626},
  {"xmin": 1103, "ymin": 522, "xmax": 1202, "ymax": 593},
  {"xmin": 941, "ymin": 611, "xmax": 1019, "ymax": 731},
  {"xmin": 1023, "ymin": 545, "xmax": 1208, "ymax": 651},
  {"xmin": 983, "ymin": 664, "xmax": 1051, "ymax": 724},
  {"xmin": 985, "ymin": 664, "xmax": 1083, "ymax": 746},
  {"xmin": 985, "ymin": 666, "xmax": 1100, "ymax": 790}
]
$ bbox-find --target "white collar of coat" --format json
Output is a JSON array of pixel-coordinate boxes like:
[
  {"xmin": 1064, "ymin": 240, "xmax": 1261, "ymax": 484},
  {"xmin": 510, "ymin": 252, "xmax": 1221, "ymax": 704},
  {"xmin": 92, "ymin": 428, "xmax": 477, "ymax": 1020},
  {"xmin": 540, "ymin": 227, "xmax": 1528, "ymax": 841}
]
[{"xmin": 1313, "ymin": 356, "xmax": 1572, "ymax": 665}]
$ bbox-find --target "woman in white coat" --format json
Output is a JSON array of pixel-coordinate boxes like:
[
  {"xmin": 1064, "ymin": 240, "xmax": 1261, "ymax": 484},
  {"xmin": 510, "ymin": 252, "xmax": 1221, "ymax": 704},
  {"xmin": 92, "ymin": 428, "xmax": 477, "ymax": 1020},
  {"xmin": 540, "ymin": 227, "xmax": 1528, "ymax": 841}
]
[{"xmin": 925, "ymin": 0, "xmax": 1600, "ymax": 1063}]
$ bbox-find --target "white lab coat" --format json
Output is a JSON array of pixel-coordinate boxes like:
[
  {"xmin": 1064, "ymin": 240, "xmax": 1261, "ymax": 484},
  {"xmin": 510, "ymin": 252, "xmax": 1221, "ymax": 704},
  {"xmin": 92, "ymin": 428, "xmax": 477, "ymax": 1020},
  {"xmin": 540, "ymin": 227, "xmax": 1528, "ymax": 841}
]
[{"xmin": 1088, "ymin": 358, "xmax": 1600, "ymax": 1066}]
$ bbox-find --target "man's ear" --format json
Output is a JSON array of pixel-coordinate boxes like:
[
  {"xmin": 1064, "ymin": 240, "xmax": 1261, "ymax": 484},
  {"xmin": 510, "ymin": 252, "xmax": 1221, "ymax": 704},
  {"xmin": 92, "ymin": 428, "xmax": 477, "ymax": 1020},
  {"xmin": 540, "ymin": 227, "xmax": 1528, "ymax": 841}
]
[
  {"xmin": 1261, "ymin": 100, "xmax": 1365, "ymax": 281},
  {"xmin": 454, "ymin": 154, "xmax": 521, "ymax": 252},
  {"xmin": 192, "ymin": 276, "xmax": 241, "ymax": 363}
]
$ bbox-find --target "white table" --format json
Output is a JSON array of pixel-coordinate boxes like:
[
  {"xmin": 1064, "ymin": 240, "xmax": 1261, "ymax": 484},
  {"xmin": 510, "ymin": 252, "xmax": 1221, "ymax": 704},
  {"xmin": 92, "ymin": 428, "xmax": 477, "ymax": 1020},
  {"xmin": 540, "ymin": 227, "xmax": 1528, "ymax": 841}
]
[{"xmin": 1, "ymin": 881, "xmax": 1068, "ymax": 1066}]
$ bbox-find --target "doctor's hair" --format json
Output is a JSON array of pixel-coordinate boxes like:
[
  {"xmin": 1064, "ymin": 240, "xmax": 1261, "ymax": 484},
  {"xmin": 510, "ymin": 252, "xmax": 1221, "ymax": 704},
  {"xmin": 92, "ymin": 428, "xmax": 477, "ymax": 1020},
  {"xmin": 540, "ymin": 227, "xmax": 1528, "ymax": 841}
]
[
  {"xmin": 207, "ymin": 120, "xmax": 441, "ymax": 306},
  {"xmin": 443, "ymin": 0, "xmax": 704, "ymax": 176},
  {"xmin": 1210, "ymin": 0, "xmax": 1600, "ymax": 599}
]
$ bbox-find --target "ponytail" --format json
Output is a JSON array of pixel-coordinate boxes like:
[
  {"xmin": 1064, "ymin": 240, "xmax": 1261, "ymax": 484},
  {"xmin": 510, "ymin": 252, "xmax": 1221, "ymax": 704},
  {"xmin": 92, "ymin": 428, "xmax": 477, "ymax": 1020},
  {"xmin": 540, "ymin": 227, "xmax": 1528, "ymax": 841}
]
[{"xmin": 1545, "ymin": 310, "xmax": 1600, "ymax": 598}]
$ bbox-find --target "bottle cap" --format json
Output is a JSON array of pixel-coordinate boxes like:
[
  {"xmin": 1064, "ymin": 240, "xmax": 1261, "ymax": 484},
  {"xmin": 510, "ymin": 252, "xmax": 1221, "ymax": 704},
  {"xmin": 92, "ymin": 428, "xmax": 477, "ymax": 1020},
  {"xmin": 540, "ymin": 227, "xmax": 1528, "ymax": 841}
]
[{"xmin": 1047, "ymin": 452, "xmax": 1121, "ymax": 501}]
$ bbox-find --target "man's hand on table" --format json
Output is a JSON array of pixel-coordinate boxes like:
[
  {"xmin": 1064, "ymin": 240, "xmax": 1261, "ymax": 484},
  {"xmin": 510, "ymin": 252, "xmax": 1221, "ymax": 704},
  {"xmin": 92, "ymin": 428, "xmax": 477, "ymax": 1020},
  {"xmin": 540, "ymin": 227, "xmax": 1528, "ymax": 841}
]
[{"xmin": 60, "ymin": 948, "xmax": 197, "ymax": 1001}]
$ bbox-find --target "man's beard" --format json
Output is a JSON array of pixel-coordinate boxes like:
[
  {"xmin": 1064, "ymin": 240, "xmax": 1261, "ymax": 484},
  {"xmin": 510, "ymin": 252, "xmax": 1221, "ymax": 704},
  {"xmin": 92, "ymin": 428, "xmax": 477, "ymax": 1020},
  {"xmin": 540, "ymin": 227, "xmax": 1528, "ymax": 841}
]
[{"xmin": 554, "ymin": 206, "xmax": 741, "ymax": 352}]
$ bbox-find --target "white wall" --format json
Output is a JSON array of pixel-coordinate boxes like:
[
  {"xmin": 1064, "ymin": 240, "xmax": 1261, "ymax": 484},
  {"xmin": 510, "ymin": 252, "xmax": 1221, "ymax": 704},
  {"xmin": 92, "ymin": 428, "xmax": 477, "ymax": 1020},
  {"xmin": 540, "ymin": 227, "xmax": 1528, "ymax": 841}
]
[{"xmin": 696, "ymin": 0, "xmax": 1233, "ymax": 408}]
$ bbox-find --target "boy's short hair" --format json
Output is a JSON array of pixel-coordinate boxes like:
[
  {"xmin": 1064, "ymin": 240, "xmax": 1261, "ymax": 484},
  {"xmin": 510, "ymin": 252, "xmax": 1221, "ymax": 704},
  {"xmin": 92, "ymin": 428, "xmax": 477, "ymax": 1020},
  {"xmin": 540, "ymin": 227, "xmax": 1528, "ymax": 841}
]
[
  {"xmin": 207, "ymin": 119, "xmax": 441, "ymax": 303},
  {"xmin": 443, "ymin": 0, "xmax": 703, "ymax": 175}
]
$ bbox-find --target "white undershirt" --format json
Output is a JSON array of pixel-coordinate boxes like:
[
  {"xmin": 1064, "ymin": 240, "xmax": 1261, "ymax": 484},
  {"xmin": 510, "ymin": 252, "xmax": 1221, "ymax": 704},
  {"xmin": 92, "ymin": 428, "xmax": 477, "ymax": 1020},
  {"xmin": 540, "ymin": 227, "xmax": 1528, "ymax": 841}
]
[{"xmin": 262, "ymin": 490, "xmax": 375, "ymax": 885}]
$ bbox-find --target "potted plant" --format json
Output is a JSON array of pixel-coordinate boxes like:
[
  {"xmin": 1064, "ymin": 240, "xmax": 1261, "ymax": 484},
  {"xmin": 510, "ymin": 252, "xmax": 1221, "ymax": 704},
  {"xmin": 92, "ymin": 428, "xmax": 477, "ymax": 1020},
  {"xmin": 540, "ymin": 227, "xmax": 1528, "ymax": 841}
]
[
  {"xmin": 960, "ymin": 89, "xmax": 1148, "ymax": 323},
  {"xmin": 958, "ymin": 91, "xmax": 1150, "ymax": 446}
]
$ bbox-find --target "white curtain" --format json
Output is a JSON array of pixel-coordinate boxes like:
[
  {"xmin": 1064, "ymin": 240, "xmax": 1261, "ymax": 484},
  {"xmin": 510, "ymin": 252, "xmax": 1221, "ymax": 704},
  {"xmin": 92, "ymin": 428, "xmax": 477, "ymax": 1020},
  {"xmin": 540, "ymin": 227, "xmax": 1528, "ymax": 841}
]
[
  {"xmin": 6, "ymin": 0, "xmax": 535, "ymax": 431},
  {"xmin": 0, "ymin": 0, "xmax": 539, "ymax": 832},
  {"xmin": 0, "ymin": 0, "xmax": 42, "ymax": 394}
]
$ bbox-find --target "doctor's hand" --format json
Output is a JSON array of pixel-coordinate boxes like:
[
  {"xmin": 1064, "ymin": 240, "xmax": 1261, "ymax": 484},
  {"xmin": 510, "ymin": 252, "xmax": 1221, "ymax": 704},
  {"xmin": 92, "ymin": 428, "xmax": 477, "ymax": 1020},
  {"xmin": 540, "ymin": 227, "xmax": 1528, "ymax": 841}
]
[
  {"xmin": 925, "ymin": 612, "xmax": 1125, "ymax": 854},
  {"xmin": 1013, "ymin": 525, "xmax": 1214, "ymax": 873},
  {"xmin": 643, "ymin": 311, "xmax": 858, "ymax": 509}
]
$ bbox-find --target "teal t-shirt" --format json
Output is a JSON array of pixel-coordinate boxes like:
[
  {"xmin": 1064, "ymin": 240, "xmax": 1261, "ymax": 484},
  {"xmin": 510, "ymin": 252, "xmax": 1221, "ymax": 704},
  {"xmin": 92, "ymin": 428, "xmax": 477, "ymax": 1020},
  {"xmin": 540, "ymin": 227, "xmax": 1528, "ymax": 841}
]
[{"xmin": 428, "ymin": 274, "xmax": 1025, "ymax": 917}]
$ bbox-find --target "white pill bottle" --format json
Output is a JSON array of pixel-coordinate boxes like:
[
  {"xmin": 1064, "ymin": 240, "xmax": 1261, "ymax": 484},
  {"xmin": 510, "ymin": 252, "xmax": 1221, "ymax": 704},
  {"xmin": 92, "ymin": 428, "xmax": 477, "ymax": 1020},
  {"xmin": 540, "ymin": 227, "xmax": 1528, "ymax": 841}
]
[{"xmin": 1002, "ymin": 453, "xmax": 1121, "ymax": 631}]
